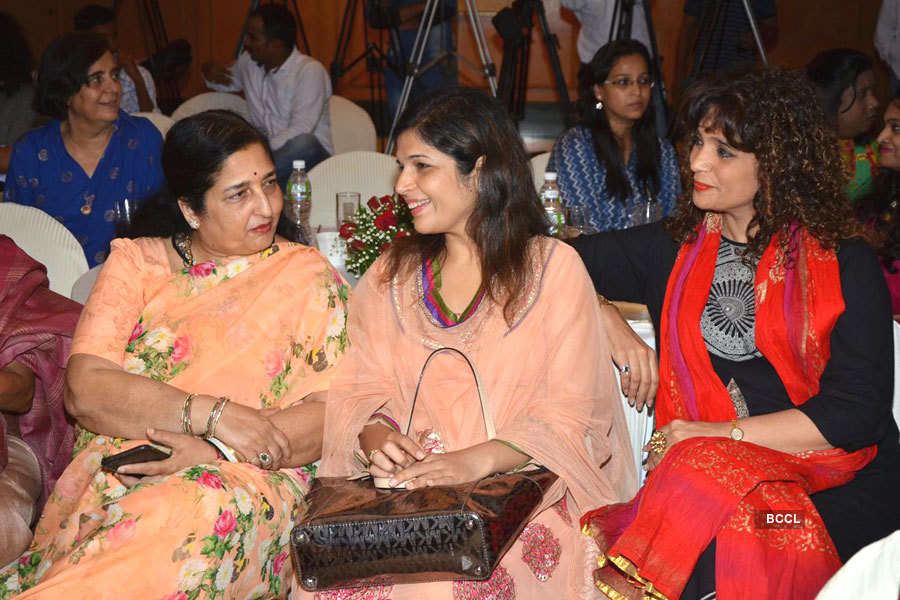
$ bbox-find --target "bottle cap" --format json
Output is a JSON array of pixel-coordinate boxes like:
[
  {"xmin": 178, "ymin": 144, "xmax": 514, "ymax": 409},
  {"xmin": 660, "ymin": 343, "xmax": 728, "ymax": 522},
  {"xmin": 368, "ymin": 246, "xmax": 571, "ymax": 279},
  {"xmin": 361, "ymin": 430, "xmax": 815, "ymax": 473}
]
[
  {"xmin": 543, "ymin": 171, "xmax": 557, "ymax": 181},
  {"xmin": 293, "ymin": 160, "xmax": 306, "ymax": 170}
]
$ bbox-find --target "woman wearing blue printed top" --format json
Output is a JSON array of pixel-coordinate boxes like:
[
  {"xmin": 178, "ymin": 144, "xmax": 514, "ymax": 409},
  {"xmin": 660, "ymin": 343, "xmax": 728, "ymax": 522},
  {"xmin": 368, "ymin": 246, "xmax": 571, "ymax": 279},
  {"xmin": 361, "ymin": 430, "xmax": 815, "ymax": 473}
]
[
  {"xmin": 548, "ymin": 40, "xmax": 680, "ymax": 232},
  {"xmin": 4, "ymin": 32, "xmax": 163, "ymax": 267}
]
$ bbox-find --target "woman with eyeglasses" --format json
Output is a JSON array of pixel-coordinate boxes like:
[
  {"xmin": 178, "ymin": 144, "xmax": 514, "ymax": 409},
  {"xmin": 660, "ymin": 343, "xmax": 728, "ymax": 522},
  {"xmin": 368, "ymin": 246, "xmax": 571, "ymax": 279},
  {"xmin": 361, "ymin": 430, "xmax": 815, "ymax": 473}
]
[
  {"xmin": 548, "ymin": 39, "xmax": 680, "ymax": 233},
  {"xmin": 4, "ymin": 32, "xmax": 164, "ymax": 267}
]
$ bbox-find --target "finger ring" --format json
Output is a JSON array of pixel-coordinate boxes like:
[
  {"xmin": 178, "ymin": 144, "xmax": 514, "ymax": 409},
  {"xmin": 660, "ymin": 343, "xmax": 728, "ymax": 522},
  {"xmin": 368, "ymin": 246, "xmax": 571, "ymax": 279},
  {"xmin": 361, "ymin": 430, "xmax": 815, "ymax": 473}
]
[
  {"xmin": 367, "ymin": 448, "xmax": 383, "ymax": 463},
  {"xmin": 648, "ymin": 430, "xmax": 667, "ymax": 455},
  {"xmin": 258, "ymin": 451, "xmax": 273, "ymax": 469},
  {"xmin": 619, "ymin": 364, "xmax": 630, "ymax": 375}
]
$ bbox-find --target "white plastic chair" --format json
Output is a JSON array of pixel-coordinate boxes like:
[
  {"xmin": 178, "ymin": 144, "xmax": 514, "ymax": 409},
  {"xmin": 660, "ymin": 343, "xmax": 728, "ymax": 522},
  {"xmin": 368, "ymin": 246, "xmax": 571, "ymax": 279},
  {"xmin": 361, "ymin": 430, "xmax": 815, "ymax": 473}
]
[
  {"xmin": 0, "ymin": 204, "xmax": 88, "ymax": 298},
  {"xmin": 530, "ymin": 151, "xmax": 551, "ymax": 192},
  {"xmin": 70, "ymin": 264, "xmax": 103, "ymax": 305},
  {"xmin": 893, "ymin": 321, "xmax": 900, "ymax": 437},
  {"xmin": 329, "ymin": 95, "xmax": 377, "ymax": 154},
  {"xmin": 170, "ymin": 92, "xmax": 251, "ymax": 122},
  {"xmin": 132, "ymin": 111, "xmax": 175, "ymax": 137},
  {"xmin": 307, "ymin": 151, "xmax": 398, "ymax": 231}
]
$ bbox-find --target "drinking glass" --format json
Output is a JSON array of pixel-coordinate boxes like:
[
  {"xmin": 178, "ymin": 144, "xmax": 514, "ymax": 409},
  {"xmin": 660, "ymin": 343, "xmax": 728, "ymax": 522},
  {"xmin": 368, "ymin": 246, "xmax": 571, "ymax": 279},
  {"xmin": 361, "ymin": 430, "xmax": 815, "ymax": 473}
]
[
  {"xmin": 114, "ymin": 197, "xmax": 137, "ymax": 227},
  {"xmin": 336, "ymin": 192, "xmax": 361, "ymax": 227},
  {"xmin": 566, "ymin": 205, "xmax": 597, "ymax": 235}
]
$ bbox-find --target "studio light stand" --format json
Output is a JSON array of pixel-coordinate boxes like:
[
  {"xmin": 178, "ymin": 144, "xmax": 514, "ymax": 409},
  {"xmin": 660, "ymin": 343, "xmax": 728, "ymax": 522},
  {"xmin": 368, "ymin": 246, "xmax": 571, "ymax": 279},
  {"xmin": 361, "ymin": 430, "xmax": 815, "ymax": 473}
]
[
  {"xmin": 689, "ymin": 0, "xmax": 769, "ymax": 79},
  {"xmin": 493, "ymin": 0, "xmax": 572, "ymax": 130},
  {"xmin": 385, "ymin": 0, "xmax": 499, "ymax": 153}
]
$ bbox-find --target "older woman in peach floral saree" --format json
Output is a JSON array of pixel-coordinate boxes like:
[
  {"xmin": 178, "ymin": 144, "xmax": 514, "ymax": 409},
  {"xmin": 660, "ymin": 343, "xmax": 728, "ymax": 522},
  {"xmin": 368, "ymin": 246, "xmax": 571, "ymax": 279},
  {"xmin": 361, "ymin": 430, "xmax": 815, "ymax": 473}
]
[
  {"xmin": 0, "ymin": 111, "xmax": 350, "ymax": 598},
  {"xmin": 295, "ymin": 88, "xmax": 637, "ymax": 600}
]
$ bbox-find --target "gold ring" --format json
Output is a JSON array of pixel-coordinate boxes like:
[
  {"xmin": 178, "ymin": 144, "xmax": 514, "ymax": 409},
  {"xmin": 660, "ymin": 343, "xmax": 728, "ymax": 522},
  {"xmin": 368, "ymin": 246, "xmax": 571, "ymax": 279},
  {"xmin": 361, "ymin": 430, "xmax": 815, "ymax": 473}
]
[
  {"xmin": 648, "ymin": 430, "xmax": 667, "ymax": 455},
  {"xmin": 367, "ymin": 448, "xmax": 383, "ymax": 463}
]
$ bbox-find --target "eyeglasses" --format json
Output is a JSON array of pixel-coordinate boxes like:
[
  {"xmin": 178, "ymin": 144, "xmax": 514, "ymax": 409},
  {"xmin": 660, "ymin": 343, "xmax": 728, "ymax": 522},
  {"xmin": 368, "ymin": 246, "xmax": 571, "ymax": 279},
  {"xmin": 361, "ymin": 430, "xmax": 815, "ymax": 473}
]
[{"xmin": 603, "ymin": 77, "xmax": 654, "ymax": 89}]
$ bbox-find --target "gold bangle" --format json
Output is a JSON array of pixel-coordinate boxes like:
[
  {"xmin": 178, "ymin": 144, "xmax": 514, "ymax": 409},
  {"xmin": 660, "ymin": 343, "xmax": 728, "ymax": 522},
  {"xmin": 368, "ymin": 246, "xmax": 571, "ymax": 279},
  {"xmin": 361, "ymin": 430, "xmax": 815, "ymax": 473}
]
[
  {"xmin": 205, "ymin": 397, "xmax": 229, "ymax": 439},
  {"xmin": 181, "ymin": 393, "xmax": 197, "ymax": 435}
]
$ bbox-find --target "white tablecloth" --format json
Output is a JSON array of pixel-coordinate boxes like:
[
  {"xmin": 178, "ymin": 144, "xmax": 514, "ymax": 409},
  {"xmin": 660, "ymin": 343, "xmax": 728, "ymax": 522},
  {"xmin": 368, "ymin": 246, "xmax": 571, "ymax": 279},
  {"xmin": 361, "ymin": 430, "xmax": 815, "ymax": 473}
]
[{"xmin": 618, "ymin": 320, "xmax": 656, "ymax": 486}]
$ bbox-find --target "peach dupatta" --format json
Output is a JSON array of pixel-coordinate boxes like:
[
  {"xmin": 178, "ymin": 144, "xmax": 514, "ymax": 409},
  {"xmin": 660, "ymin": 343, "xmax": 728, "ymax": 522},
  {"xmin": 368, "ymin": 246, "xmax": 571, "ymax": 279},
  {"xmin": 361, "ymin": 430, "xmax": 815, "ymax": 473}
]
[{"xmin": 313, "ymin": 238, "xmax": 637, "ymax": 600}]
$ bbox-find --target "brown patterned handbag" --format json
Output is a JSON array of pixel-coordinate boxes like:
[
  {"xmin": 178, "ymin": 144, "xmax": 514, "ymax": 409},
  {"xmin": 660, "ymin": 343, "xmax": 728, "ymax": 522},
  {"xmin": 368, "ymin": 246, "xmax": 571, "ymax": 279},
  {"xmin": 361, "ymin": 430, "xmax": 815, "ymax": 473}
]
[{"xmin": 290, "ymin": 347, "xmax": 558, "ymax": 592}]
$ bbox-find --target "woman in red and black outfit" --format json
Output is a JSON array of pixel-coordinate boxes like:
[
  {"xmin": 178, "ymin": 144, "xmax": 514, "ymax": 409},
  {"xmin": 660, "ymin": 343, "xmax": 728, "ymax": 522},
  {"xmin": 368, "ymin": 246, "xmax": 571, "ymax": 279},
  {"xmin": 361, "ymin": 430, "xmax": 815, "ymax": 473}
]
[{"xmin": 571, "ymin": 69, "xmax": 900, "ymax": 600}]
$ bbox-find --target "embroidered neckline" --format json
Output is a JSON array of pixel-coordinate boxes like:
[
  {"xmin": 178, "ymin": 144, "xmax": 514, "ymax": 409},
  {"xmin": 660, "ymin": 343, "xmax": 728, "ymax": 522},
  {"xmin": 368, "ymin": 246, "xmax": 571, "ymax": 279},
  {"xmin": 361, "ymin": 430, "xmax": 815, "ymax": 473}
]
[{"xmin": 420, "ymin": 258, "xmax": 486, "ymax": 328}]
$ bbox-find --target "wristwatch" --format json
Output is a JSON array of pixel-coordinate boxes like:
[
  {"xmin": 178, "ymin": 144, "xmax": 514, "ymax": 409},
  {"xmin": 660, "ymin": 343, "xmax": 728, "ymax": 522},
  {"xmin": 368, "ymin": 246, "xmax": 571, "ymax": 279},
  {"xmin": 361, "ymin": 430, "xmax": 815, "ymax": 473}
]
[{"xmin": 729, "ymin": 419, "xmax": 744, "ymax": 441}]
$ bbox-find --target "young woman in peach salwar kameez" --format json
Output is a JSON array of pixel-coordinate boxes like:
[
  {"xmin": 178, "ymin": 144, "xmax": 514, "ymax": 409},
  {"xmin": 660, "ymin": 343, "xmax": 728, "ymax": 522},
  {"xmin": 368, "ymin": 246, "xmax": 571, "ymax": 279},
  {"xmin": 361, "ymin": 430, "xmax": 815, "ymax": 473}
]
[
  {"xmin": 0, "ymin": 111, "xmax": 350, "ymax": 599},
  {"xmin": 295, "ymin": 88, "xmax": 637, "ymax": 600}
]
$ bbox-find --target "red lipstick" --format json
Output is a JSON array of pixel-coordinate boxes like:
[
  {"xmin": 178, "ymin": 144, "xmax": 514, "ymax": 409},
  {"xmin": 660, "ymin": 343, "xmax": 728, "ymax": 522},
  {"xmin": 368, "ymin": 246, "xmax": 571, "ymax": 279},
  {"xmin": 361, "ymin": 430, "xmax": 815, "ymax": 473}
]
[{"xmin": 694, "ymin": 181, "xmax": 714, "ymax": 192}]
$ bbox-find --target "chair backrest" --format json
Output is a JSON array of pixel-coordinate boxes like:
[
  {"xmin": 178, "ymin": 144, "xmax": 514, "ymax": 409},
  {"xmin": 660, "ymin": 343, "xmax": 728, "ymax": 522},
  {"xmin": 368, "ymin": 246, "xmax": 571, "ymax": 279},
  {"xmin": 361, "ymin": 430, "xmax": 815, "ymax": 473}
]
[
  {"xmin": 530, "ymin": 151, "xmax": 550, "ymax": 192},
  {"xmin": 70, "ymin": 264, "xmax": 103, "ymax": 305},
  {"xmin": 893, "ymin": 321, "xmax": 900, "ymax": 437},
  {"xmin": 170, "ymin": 92, "xmax": 251, "ymax": 122},
  {"xmin": 0, "ymin": 204, "xmax": 89, "ymax": 298},
  {"xmin": 307, "ymin": 151, "xmax": 398, "ymax": 231},
  {"xmin": 328, "ymin": 95, "xmax": 377, "ymax": 154},
  {"xmin": 132, "ymin": 112, "xmax": 175, "ymax": 137}
]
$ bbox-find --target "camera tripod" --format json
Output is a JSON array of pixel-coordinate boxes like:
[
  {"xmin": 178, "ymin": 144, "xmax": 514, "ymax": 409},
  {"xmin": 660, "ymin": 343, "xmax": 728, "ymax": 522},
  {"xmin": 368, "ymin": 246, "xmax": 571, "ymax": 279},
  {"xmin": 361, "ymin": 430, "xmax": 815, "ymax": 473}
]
[
  {"xmin": 606, "ymin": 0, "xmax": 669, "ymax": 134},
  {"xmin": 384, "ymin": 0, "xmax": 499, "ymax": 153},
  {"xmin": 493, "ymin": 0, "xmax": 572, "ymax": 129},
  {"xmin": 330, "ymin": 0, "xmax": 406, "ymax": 146},
  {"xmin": 689, "ymin": 0, "xmax": 769, "ymax": 78}
]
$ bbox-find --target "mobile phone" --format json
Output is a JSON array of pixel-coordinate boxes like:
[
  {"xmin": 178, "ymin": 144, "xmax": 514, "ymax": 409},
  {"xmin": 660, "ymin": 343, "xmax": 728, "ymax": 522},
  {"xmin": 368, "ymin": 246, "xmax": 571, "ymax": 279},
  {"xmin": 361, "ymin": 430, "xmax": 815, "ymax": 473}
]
[{"xmin": 101, "ymin": 444, "xmax": 172, "ymax": 475}]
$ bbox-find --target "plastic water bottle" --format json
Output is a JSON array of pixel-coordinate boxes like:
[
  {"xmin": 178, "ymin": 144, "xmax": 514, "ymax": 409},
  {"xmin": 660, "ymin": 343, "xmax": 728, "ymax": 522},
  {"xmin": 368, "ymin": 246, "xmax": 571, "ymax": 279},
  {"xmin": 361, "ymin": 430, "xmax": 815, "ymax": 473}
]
[
  {"xmin": 539, "ymin": 172, "xmax": 565, "ymax": 237},
  {"xmin": 284, "ymin": 160, "xmax": 316, "ymax": 247}
]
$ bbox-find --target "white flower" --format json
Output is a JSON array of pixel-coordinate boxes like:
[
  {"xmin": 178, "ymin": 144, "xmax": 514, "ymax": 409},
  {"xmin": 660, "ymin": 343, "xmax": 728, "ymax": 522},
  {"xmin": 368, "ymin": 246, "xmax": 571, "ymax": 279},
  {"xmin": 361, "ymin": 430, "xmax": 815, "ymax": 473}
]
[
  {"xmin": 325, "ymin": 307, "xmax": 346, "ymax": 339},
  {"xmin": 226, "ymin": 257, "xmax": 250, "ymax": 279},
  {"xmin": 103, "ymin": 503, "xmax": 123, "ymax": 526},
  {"xmin": 123, "ymin": 356, "xmax": 146, "ymax": 374},
  {"xmin": 278, "ymin": 527, "xmax": 290, "ymax": 547},
  {"xmin": 243, "ymin": 583, "xmax": 267, "ymax": 600},
  {"xmin": 177, "ymin": 558, "xmax": 208, "ymax": 590},
  {"xmin": 257, "ymin": 539, "xmax": 271, "ymax": 565},
  {"xmin": 106, "ymin": 484, "xmax": 127, "ymax": 499},
  {"xmin": 85, "ymin": 452, "xmax": 103, "ymax": 473},
  {"xmin": 144, "ymin": 327, "xmax": 175, "ymax": 352},
  {"xmin": 4, "ymin": 572, "xmax": 20, "ymax": 592},
  {"xmin": 242, "ymin": 526, "xmax": 257, "ymax": 554},
  {"xmin": 233, "ymin": 487, "xmax": 252, "ymax": 515},
  {"xmin": 95, "ymin": 436, "xmax": 107, "ymax": 445},
  {"xmin": 35, "ymin": 559, "xmax": 51, "ymax": 580},
  {"xmin": 214, "ymin": 556, "xmax": 234, "ymax": 591}
]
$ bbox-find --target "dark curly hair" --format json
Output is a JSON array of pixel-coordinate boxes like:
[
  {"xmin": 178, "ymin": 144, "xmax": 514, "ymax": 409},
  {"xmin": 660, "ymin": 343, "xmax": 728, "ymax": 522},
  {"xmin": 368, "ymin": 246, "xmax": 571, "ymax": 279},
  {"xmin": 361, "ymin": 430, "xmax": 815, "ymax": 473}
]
[
  {"xmin": 667, "ymin": 69, "xmax": 863, "ymax": 262},
  {"xmin": 36, "ymin": 32, "xmax": 109, "ymax": 120},
  {"xmin": 382, "ymin": 87, "xmax": 547, "ymax": 325}
]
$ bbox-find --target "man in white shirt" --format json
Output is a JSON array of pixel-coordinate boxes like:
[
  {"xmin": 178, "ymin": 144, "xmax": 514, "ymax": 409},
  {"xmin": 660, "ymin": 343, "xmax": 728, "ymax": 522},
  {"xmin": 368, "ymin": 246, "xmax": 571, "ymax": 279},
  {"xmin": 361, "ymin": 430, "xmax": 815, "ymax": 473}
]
[
  {"xmin": 74, "ymin": 4, "xmax": 159, "ymax": 114},
  {"xmin": 202, "ymin": 4, "xmax": 333, "ymax": 189},
  {"xmin": 875, "ymin": 0, "xmax": 899, "ymax": 97}
]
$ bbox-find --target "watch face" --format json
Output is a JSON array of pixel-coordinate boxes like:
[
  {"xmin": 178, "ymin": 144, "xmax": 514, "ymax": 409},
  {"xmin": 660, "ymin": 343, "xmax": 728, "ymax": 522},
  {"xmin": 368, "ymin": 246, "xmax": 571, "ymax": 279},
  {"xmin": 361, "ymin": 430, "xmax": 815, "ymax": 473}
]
[{"xmin": 731, "ymin": 427, "xmax": 744, "ymax": 441}]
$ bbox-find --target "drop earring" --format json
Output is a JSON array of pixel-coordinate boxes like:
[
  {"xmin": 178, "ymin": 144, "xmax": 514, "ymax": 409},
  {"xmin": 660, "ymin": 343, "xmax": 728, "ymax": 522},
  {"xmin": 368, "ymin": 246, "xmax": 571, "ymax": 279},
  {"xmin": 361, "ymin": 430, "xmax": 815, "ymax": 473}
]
[{"xmin": 595, "ymin": 100, "xmax": 604, "ymax": 111}]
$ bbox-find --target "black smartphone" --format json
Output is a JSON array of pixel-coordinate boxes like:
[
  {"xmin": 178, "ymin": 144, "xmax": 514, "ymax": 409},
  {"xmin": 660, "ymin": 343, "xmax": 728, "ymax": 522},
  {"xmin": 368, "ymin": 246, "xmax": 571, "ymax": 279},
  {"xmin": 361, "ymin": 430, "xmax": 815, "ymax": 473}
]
[{"xmin": 101, "ymin": 444, "xmax": 172, "ymax": 475}]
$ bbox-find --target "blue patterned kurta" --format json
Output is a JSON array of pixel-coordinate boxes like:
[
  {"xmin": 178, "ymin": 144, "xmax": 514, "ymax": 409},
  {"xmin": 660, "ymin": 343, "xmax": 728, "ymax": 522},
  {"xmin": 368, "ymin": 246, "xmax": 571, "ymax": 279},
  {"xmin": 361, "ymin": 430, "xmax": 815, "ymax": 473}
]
[
  {"xmin": 4, "ymin": 110, "xmax": 164, "ymax": 267},
  {"xmin": 547, "ymin": 126, "xmax": 681, "ymax": 232}
]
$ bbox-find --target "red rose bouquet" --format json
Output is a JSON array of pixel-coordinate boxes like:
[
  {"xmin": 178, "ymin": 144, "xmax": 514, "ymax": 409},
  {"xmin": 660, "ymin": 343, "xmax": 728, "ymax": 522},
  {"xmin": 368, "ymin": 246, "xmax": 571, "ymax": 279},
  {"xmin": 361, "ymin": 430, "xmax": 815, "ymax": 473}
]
[{"xmin": 339, "ymin": 194, "xmax": 413, "ymax": 276}]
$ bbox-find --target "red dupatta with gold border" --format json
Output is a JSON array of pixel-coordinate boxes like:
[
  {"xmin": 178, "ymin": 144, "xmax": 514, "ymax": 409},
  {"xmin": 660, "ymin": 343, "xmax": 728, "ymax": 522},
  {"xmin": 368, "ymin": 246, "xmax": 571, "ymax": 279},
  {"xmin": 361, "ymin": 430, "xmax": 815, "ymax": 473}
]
[{"xmin": 581, "ymin": 214, "xmax": 877, "ymax": 600}]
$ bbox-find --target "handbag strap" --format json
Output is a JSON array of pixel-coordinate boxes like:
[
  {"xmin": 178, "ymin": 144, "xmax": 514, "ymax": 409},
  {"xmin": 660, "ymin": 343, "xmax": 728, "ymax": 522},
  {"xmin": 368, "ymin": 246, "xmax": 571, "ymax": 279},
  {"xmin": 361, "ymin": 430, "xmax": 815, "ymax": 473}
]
[{"xmin": 404, "ymin": 347, "xmax": 495, "ymax": 439}]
